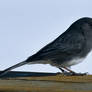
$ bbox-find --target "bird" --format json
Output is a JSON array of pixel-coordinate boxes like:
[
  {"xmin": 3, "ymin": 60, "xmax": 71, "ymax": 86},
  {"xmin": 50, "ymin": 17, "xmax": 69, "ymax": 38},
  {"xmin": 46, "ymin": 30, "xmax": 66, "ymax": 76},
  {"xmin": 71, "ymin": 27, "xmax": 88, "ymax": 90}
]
[{"xmin": 0, "ymin": 17, "xmax": 92, "ymax": 77}]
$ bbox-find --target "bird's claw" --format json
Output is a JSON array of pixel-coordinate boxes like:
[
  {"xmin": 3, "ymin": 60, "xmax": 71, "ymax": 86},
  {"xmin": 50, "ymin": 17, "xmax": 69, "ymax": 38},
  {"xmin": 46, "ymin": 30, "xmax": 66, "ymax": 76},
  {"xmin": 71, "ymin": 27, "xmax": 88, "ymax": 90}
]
[
  {"xmin": 71, "ymin": 72, "xmax": 88, "ymax": 76},
  {"xmin": 57, "ymin": 72, "xmax": 88, "ymax": 76}
]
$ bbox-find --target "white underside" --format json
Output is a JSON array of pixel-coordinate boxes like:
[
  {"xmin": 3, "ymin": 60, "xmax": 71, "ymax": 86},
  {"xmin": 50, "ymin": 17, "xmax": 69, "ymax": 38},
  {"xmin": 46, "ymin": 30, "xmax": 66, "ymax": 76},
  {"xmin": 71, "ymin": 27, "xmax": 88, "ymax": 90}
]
[
  {"xmin": 28, "ymin": 57, "xmax": 85, "ymax": 67},
  {"xmin": 62, "ymin": 58, "xmax": 85, "ymax": 67}
]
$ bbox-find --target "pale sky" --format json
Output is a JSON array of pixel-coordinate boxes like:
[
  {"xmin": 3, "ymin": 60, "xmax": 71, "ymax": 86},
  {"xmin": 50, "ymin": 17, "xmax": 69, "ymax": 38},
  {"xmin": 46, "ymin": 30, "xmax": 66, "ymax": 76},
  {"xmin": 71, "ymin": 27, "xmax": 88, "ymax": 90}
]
[{"xmin": 0, "ymin": 0, "xmax": 92, "ymax": 74}]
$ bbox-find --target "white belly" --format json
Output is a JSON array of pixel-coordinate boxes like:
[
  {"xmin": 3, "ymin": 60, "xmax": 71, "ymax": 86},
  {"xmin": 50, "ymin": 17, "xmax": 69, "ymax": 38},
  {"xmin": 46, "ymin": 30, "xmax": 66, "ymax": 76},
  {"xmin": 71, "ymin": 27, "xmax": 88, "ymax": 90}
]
[
  {"xmin": 28, "ymin": 57, "xmax": 85, "ymax": 67},
  {"xmin": 63, "ymin": 58, "xmax": 85, "ymax": 67}
]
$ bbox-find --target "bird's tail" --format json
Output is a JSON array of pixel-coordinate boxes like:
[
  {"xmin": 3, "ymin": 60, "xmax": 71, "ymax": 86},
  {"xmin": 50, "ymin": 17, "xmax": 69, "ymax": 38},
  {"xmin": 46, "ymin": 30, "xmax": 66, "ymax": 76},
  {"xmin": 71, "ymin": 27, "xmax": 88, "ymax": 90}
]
[{"xmin": 0, "ymin": 60, "xmax": 28, "ymax": 77}]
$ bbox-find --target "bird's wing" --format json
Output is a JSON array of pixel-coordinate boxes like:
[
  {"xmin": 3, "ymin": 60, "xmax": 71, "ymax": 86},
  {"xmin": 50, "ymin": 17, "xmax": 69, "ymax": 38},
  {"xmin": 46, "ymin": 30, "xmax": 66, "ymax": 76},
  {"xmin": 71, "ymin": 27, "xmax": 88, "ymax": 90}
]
[
  {"xmin": 29, "ymin": 30, "xmax": 85, "ymax": 61},
  {"xmin": 55, "ymin": 31, "xmax": 85, "ymax": 54}
]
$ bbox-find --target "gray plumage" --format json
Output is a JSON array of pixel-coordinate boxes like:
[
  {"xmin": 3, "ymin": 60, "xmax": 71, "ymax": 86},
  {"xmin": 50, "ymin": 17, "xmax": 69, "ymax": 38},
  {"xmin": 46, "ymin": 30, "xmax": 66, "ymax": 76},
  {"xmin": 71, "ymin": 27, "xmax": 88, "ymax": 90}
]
[{"xmin": 1, "ymin": 17, "xmax": 92, "ymax": 76}]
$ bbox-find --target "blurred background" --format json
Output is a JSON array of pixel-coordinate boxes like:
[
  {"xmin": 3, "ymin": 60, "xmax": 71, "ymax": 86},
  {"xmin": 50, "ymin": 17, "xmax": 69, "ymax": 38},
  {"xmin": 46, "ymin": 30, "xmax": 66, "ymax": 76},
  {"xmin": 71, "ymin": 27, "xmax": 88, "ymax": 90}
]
[{"xmin": 0, "ymin": 0, "xmax": 92, "ymax": 74}]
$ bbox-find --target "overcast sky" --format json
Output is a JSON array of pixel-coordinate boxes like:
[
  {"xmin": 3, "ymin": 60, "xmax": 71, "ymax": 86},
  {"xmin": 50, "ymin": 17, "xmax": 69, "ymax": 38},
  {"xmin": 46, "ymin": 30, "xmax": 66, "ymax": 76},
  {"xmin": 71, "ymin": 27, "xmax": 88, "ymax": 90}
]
[{"xmin": 0, "ymin": 0, "xmax": 92, "ymax": 74}]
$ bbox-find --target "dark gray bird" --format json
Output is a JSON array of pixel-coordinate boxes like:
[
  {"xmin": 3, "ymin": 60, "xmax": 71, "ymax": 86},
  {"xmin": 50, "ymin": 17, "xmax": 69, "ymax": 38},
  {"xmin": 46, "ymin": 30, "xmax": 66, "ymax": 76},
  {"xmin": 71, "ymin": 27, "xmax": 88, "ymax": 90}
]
[{"xmin": 0, "ymin": 17, "xmax": 92, "ymax": 76}]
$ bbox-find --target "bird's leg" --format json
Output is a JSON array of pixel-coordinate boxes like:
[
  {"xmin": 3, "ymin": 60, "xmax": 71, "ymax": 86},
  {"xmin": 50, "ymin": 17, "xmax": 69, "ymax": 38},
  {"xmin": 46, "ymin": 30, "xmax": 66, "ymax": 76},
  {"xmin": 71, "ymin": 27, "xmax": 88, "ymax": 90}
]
[
  {"xmin": 58, "ymin": 67, "xmax": 74, "ymax": 75},
  {"xmin": 57, "ymin": 67, "xmax": 69, "ymax": 75},
  {"xmin": 58, "ymin": 67, "xmax": 66, "ymax": 73},
  {"xmin": 62, "ymin": 66, "xmax": 76, "ymax": 74},
  {"xmin": 62, "ymin": 66, "xmax": 87, "ymax": 76}
]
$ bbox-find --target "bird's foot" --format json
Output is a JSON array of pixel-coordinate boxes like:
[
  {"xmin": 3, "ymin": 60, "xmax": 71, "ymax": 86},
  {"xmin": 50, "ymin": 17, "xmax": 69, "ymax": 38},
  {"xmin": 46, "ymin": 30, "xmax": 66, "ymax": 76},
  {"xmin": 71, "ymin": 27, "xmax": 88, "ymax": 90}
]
[
  {"xmin": 56, "ymin": 72, "xmax": 88, "ymax": 76},
  {"xmin": 70, "ymin": 72, "xmax": 88, "ymax": 76}
]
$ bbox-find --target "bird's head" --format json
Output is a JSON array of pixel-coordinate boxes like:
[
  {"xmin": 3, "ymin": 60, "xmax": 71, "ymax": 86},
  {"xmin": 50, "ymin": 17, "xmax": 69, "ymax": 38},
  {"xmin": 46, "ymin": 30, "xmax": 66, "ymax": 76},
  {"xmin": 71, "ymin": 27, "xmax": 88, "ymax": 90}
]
[
  {"xmin": 71, "ymin": 17, "xmax": 92, "ymax": 48},
  {"xmin": 70, "ymin": 17, "xmax": 92, "ymax": 37}
]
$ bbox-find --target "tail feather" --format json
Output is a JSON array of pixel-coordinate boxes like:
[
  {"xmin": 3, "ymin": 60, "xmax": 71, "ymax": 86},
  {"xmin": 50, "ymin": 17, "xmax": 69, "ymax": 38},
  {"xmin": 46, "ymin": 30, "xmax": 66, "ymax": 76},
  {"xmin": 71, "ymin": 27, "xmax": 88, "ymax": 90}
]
[{"xmin": 0, "ymin": 61, "xmax": 28, "ymax": 77}]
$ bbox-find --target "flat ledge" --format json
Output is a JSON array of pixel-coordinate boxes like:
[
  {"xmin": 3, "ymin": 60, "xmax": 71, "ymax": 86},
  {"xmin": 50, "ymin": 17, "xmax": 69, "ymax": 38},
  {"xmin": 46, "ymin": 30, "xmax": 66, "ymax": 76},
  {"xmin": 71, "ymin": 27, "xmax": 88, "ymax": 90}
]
[{"xmin": 0, "ymin": 71, "xmax": 92, "ymax": 92}]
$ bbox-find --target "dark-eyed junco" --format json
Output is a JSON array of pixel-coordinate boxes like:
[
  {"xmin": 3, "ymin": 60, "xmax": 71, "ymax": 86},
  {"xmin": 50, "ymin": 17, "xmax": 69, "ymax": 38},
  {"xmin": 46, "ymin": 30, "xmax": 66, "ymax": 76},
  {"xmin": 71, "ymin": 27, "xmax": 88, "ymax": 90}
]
[{"xmin": 1, "ymin": 17, "xmax": 92, "ymax": 76}]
